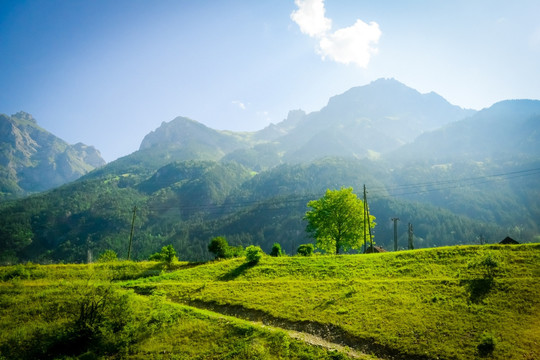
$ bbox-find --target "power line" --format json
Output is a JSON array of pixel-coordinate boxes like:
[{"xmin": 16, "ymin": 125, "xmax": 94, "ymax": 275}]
[{"xmin": 140, "ymin": 166, "xmax": 540, "ymax": 214}]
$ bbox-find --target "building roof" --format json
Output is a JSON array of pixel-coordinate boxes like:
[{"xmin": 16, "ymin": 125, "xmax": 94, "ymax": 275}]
[{"xmin": 499, "ymin": 236, "xmax": 519, "ymax": 244}]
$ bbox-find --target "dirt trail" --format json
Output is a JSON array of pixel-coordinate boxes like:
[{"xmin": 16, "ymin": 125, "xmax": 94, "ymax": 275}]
[
  {"xmin": 180, "ymin": 299, "xmax": 385, "ymax": 359},
  {"xmin": 183, "ymin": 301, "xmax": 376, "ymax": 359},
  {"xmin": 281, "ymin": 328, "xmax": 374, "ymax": 359}
]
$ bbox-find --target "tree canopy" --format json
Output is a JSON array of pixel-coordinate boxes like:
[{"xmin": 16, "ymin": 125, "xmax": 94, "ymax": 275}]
[{"xmin": 304, "ymin": 187, "xmax": 375, "ymax": 254}]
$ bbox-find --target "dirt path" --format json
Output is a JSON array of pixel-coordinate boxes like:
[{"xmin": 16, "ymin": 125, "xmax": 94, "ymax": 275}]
[
  {"xmin": 181, "ymin": 301, "xmax": 380, "ymax": 359},
  {"xmin": 280, "ymin": 328, "xmax": 375, "ymax": 359}
]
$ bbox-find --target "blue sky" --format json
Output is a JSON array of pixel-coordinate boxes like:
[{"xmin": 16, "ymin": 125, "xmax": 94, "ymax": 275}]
[{"xmin": 1, "ymin": 0, "xmax": 539, "ymax": 162}]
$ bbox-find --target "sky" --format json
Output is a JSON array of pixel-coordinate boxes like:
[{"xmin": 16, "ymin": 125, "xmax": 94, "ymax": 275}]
[{"xmin": 1, "ymin": 0, "xmax": 539, "ymax": 162}]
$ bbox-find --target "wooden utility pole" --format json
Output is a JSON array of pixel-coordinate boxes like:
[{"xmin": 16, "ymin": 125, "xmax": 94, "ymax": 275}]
[
  {"xmin": 392, "ymin": 217, "xmax": 400, "ymax": 251},
  {"xmin": 364, "ymin": 185, "xmax": 373, "ymax": 252},
  {"xmin": 128, "ymin": 206, "xmax": 137, "ymax": 260},
  {"xmin": 408, "ymin": 223, "xmax": 414, "ymax": 250},
  {"xmin": 363, "ymin": 185, "xmax": 367, "ymax": 253}
]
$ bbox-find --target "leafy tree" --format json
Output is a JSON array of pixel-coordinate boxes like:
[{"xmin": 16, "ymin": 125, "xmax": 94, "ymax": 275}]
[
  {"xmin": 270, "ymin": 242, "xmax": 283, "ymax": 257},
  {"xmin": 297, "ymin": 243, "xmax": 314, "ymax": 256},
  {"xmin": 245, "ymin": 245, "xmax": 264, "ymax": 264},
  {"xmin": 208, "ymin": 236, "xmax": 230, "ymax": 259},
  {"xmin": 97, "ymin": 250, "xmax": 118, "ymax": 263},
  {"xmin": 149, "ymin": 245, "xmax": 178, "ymax": 266},
  {"xmin": 305, "ymin": 187, "xmax": 375, "ymax": 254}
]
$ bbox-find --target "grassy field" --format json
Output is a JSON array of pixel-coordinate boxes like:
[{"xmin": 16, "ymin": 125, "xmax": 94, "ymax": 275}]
[
  {"xmin": 126, "ymin": 244, "xmax": 540, "ymax": 360},
  {"xmin": 1, "ymin": 244, "xmax": 539, "ymax": 359},
  {"xmin": 0, "ymin": 261, "xmax": 357, "ymax": 359}
]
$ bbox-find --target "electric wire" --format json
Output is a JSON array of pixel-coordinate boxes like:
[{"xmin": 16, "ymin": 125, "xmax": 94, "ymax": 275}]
[{"xmin": 143, "ymin": 166, "xmax": 540, "ymax": 214}]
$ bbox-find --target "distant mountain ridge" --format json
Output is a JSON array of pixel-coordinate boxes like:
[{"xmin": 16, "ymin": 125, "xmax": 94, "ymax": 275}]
[
  {"xmin": 132, "ymin": 78, "xmax": 475, "ymax": 171},
  {"xmin": 391, "ymin": 99, "xmax": 540, "ymax": 161},
  {"xmin": 0, "ymin": 111, "xmax": 106, "ymax": 199},
  {"xmin": 276, "ymin": 78, "xmax": 475, "ymax": 162},
  {"xmin": 2, "ymin": 79, "xmax": 539, "ymax": 264}
]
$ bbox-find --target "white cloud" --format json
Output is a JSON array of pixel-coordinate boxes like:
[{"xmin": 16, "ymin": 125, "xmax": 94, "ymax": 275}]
[
  {"xmin": 232, "ymin": 100, "xmax": 246, "ymax": 110},
  {"xmin": 291, "ymin": 0, "xmax": 381, "ymax": 68},
  {"xmin": 290, "ymin": 0, "xmax": 331, "ymax": 37},
  {"xmin": 318, "ymin": 20, "xmax": 381, "ymax": 67}
]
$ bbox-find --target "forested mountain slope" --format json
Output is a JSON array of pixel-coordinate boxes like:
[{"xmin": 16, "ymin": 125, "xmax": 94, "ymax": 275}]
[{"xmin": 0, "ymin": 80, "xmax": 538, "ymax": 264}]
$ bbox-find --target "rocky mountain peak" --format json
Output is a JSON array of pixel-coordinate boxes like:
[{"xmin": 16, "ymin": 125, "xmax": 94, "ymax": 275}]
[{"xmin": 0, "ymin": 112, "xmax": 106, "ymax": 199}]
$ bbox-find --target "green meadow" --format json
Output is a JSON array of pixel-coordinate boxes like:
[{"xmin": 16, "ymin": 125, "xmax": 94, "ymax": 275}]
[{"xmin": 1, "ymin": 244, "xmax": 539, "ymax": 359}]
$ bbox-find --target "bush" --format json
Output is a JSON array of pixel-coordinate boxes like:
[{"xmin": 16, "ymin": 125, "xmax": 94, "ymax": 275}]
[
  {"xmin": 227, "ymin": 245, "xmax": 244, "ymax": 258},
  {"xmin": 477, "ymin": 331, "xmax": 496, "ymax": 357},
  {"xmin": 208, "ymin": 236, "xmax": 244, "ymax": 259},
  {"xmin": 97, "ymin": 250, "xmax": 118, "ymax": 263},
  {"xmin": 245, "ymin": 245, "xmax": 264, "ymax": 264},
  {"xmin": 297, "ymin": 244, "xmax": 314, "ymax": 256},
  {"xmin": 468, "ymin": 252, "xmax": 500, "ymax": 279},
  {"xmin": 270, "ymin": 243, "xmax": 283, "ymax": 257}
]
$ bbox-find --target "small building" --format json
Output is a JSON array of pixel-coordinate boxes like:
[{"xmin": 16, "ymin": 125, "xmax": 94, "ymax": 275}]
[
  {"xmin": 499, "ymin": 236, "xmax": 519, "ymax": 245},
  {"xmin": 365, "ymin": 245, "xmax": 387, "ymax": 253}
]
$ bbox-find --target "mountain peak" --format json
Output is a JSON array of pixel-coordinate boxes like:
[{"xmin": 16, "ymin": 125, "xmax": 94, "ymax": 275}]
[
  {"xmin": 0, "ymin": 112, "xmax": 106, "ymax": 199},
  {"xmin": 12, "ymin": 111, "xmax": 37, "ymax": 124},
  {"xmin": 139, "ymin": 116, "xmax": 215, "ymax": 150}
]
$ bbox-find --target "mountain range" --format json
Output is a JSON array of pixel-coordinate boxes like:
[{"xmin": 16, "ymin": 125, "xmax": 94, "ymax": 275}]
[{"xmin": 1, "ymin": 78, "xmax": 539, "ymax": 264}]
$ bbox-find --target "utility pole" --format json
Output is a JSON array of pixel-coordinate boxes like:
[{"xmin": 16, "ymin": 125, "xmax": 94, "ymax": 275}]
[
  {"xmin": 408, "ymin": 223, "xmax": 414, "ymax": 250},
  {"xmin": 392, "ymin": 217, "xmax": 400, "ymax": 251},
  {"xmin": 128, "ymin": 206, "xmax": 137, "ymax": 260},
  {"xmin": 363, "ymin": 185, "xmax": 367, "ymax": 253},
  {"xmin": 364, "ymin": 185, "xmax": 373, "ymax": 252}
]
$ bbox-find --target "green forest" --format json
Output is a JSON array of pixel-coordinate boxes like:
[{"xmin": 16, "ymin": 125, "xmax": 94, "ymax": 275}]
[{"xmin": 1, "ymin": 156, "xmax": 537, "ymax": 265}]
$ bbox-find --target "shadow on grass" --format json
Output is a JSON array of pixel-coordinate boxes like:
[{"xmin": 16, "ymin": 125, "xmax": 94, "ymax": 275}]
[
  {"xmin": 462, "ymin": 277, "xmax": 495, "ymax": 304},
  {"xmin": 218, "ymin": 261, "xmax": 257, "ymax": 281}
]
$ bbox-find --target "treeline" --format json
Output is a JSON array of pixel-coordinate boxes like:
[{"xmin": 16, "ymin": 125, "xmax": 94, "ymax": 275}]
[{"xmin": 0, "ymin": 157, "xmax": 535, "ymax": 264}]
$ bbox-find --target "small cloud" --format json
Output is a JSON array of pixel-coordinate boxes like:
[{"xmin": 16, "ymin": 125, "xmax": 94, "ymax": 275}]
[
  {"xmin": 290, "ymin": 0, "xmax": 331, "ymax": 37},
  {"xmin": 291, "ymin": 0, "xmax": 381, "ymax": 68},
  {"xmin": 232, "ymin": 100, "xmax": 246, "ymax": 110},
  {"xmin": 318, "ymin": 20, "xmax": 381, "ymax": 67}
]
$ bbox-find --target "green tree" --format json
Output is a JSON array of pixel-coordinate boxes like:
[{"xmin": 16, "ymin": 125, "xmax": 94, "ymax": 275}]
[
  {"xmin": 304, "ymin": 187, "xmax": 375, "ymax": 254},
  {"xmin": 149, "ymin": 245, "xmax": 178, "ymax": 266},
  {"xmin": 208, "ymin": 236, "xmax": 229, "ymax": 259}
]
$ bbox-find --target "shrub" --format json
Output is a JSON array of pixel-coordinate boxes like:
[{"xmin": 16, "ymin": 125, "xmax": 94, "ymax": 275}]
[
  {"xmin": 208, "ymin": 237, "xmax": 244, "ymax": 259},
  {"xmin": 468, "ymin": 252, "xmax": 500, "ymax": 279},
  {"xmin": 477, "ymin": 331, "xmax": 496, "ymax": 357},
  {"xmin": 97, "ymin": 250, "xmax": 118, "ymax": 263},
  {"xmin": 245, "ymin": 245, "xmax": 264, "ymax": 264},
  {"xmin": 297, "ymin": 244, "xmax": 314, "ymax": 256},
  {"xmin": 227, "ymin": 245, "xmax": 244, "ymax": 258},
  {"xmin": 270, "ymin": 242, "xmax": 283, "ymax": 257}
]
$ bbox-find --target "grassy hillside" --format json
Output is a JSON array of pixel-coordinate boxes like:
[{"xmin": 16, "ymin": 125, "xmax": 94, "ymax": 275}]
[
  {"xmin": 1, "ymin": 244, "xmax": 538, "ymax": 359},
  {"xmin": 0, "ymin": 261, "xmax": 358, "ymax": 359},
  {"xmin": 127, "ymin": 244, "xmax": 540, "ymax": 360}
]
